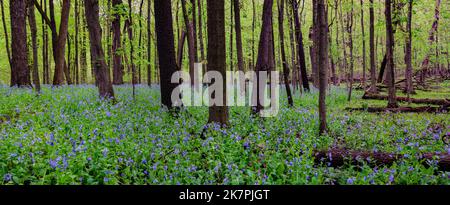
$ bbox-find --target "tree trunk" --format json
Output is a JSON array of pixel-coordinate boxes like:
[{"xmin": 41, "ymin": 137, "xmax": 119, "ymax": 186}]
[
  {"xmin": 310, "ymin": 1, "xmax": 318, "ymax": 88},
  {"xmin": 81, "ymin": 5, "xmax": 88, "ymax": 84},
  {"xmin": 127, "ymin": 0, "xmax": 136, "ymax": 97},
  {"xmin": 317, "ymin": 0, "xmax": 328, "ymax": 135},
  {"xmin": 253, "ymin": 0, "xmax": 274, "ymax": 114},
  {"xmin": 181, "ymin": 0, "xmax": 196, "ymax": 85},
  {"xmin": 233, "ymin": 0, "xmax": 244, "ymax": 72},
  {"xmin": 198, "ymin": 0, "xmax": 205, "ymax": 61},
  {"xmin": 347, "ymin": 1, "xmax": 354, "ymax": 102},
  {"xmin": 385, "ymin": 0, "xmax": 398, "ymax": 108},
  {"xmin": 292, "ymin": 0, "xmax": 310, "ymax": 92},
  {"xmin": 404, "ymin": 0, "xmax": 414, "ymax": 96},
  {"xmin": 314, "ymin": 148, "xmax": 450, "ymax": 172},
  {"xmin": 27, "ymin": 0, "xmax": 40, "ymax": 92},
  {"xmin": 10, "ymin": 0, "xmax": 31, "ymax": 87},
  {"xmin": 75, "ymin": 0, "xmax": 80, "ymax": 85},
  {"xmin": 0, "ymin": 0, "xmax": 12, "ymax": 85},
  {"xmin": 360, "ymin": 0, "xmax": 366, "ymax": 88},
  {"xmin": 112, "ymin": 0, "xmax": 123, "ymax": 85},
  {"xmin": 138, "ymin": 0, "xmax": 144, "ymax": 84},
  {"xmin": 51, "ymin": 0, "xmax": 71, "ymax": 86},
  {"xmin": 362, "ymin": 93, "xmax": 449, "ymax": 106},
  {"xmin": 177, "ymin": 29, "xmax": 187, "ymax": 69},
  {"xmin": 42, "ymin": 0, "xmax": 49, "ymax": 84},
  {"xmin": 229, "ymin": 0, "xmax": 234, "ymax": 71},
  {"xmin": 84, "ymin": 0, "xmax": 115, "ymax": 99},
  {"xmin": 191, "ymin": 0, "xmax": 198, "ymax": 63},
  {"xmin": 277, "ymin": 0, "xmax": 293, "ymax": 107},
  {"xmin": 147, "ymin": 0, "xmax": 152, "ymax": 86},
  {"xmin": 368, "ymin": 0, "xmax": 377, "ymax": 93},
  {"xmin": 154, "ymin": 0, "xmax": 180, "ymax": 110},
  {"xmin": 339, "ymin": 3, "xmax": 348, "ymax": 88},
  {"xmin": 207, "ymin": 0, "xmax": 228, "ymax": 125}
]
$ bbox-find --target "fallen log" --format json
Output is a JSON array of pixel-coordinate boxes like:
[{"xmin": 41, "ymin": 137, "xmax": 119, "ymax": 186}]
[
  {"xmin": 345, "ymin": 106, "xmax": 448, "ymax": 113},
  {"xmin": 362, "ymin": 93, "xmax": 450, "ymax": 106},
  {"xmin": 313, "ymin": 148, "xmax": 450, "ymax": 172}
]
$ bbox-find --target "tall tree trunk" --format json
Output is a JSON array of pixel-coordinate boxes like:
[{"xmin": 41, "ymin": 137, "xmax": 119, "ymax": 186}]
[
  {"xmin": 360, "ymin": 0, "xmax": 366, "ymax": 88},
  {"xmin": 84, "ymin": 0, "xmax": 115, "ymax": 99},
  {"xmin": 112, "ymin": 0, "xmax": 123, "ymax": 85},
  {"xmin": 310, "ymin": 1, "xmax": 318, "ymax": 88},
  {"xmin": 292, "ymin": 0, "xmax": 310, "ymax": 92},
  {"xmin": 138, "ymin": 0, "xmax": 144, "ymax": 84},
  {"xmin": 286, "ymin": 3, "xmax": 298, "ymax": 91},
  {"xmin": 404, "ymin": 0, "xmax": 414, "ymax": 96},
  {"xmin": 0, "ymin": 0, "xmax": 12, "ymax": 85},
  {"xmin": 154, "ymin": 0, "xmax": 180, "ymax": 110},
  {"xmin": 207, "ymin": 0, "xmax": 228, "ymax": 125},
  {"xmin": 191, "ymin": 0, "xmax": 198, "ymax": 62},
  {"xmin": 10, "ymin": 0, "xmax": 31, "ymax": 87},
  {"xmin": 177, "ymin": 29, "xmax": 187, "ymax": 69},
  {"xmin": 278, "ymin": 0, "xmax": 293, "ymax": 106},
  {"xmin": 42, "ymin": 0, "xmax": 49, "ymax": 84},
  {"xmin": 233, "ymin": 0, "xmax": 244, "ymax": 71},
  {"xmin": 251, "ymin": 0, "xmax": 256, "ymax": 69},
  {"xmin": 347, "ymin": 1, "xmax": 354, "ymax": 102},
  {"xmin": 368, "ymin": 0, "xmax": 377, "ymax": 93},
  {"xmin": 317, "ymin": 0, "xmax": 328, "ymax": 135},
  {"xmin": 339, "ymin": 2, "xmax": 348, "ymax": 88},
  {"xmin": 27, "ymin": 0, "xmax": 40, "ymax": 92},
  {"xmin": 229, "ymin": 0, "xmax": 234, "ymax": 71},
  {"xmin": 127, "ymin": 0, "xmax": 136, "ymax": 97},
  {"xmin": 385, "ymin": 0, "xmax": 398, "ymax": 108},
  {"xmin": 181, "ymin": 0, "xmax": 196, "ymax": 85},
  {"xmin": 147, "ymin": 0, "xmax": 152, "ymax": 86},
  {"xmin": 253, "ymin": 0, "xmax": 274, "ymax": 114},
  {"xmin": 198, "ymin": 0, "xmax": 205, "ymax": 61},
  {"xmin": 81, "ymin": 4, "xmax": 88, "ymax": 84},
  {"xmin": 51, "ymin": 0, "xmax": 71, "ymax": 85},
  {"xmin": 75, "ymin": 0, "xmax": 80, "ymax": 85}
]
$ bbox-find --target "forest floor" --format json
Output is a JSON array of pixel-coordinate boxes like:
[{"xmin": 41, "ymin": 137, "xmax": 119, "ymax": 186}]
[{"xmin": 0, "ymin": 81, "xmax": 449, "ymax": 185}]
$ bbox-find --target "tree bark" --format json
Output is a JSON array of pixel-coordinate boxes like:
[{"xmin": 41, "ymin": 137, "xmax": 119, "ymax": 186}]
[
  {"xmin": 207, "ymin": 0, "xmax": 228, "ymax": 125},
  {"xmin": 138, "ymin": 0, "xmax": 144, "ymax": 84},
  {"xmin": 317, "ymin": 0, "xmax": 328, "ymax": 135},
  {"xmin": 51, "ymin": 0, "xmax": 71, "ymax": 86},
  {"xmin": 360, "ymin": 0, "xmax": 366, "ymax": 88},
  {"xmin": 253, "ymin": 0, "xmax": 275, "ymax": 114},
  {"xmin": 291, "ymin": 0, "xmax": 310, "ymax": 92},
  {"xmin": 314, "ymin": 148, "xmax": 450, "ymax": 172},
  {"xmin": 368, "ymin": 0, "xmax": 377, "ymax": 93},
  {"xmin": 347, "ymin": 1, "xmax": 354, "ymax": 102},
  {"xmin": 10, "ymin": 0, "xmax": 31, "ymax": 87},
  {"xmin": 27, "ymin": 0, "xmax": 40, "ymax": 92},
  {"xmin": 362, "ymin": 93, "xmax": 449, "ymax": 106},
  {"xmin": 278, "ymin": 0, "xmax": 293, "ymax": 107},
  {"xmin": 112, "ymin": 0, "xmax": 123, "ymax": 85},
  {"xmin": 127, "ymin": 0, "xmax": 136, "ymax": 97},
  {"xmin": 84, "ymin": 0, "xmax": 115, "ymax": 99},
  {"xmin": 181, "ymin": 0, "xmax": 196, "ymax": 85},
  {"xmin": 404, "ymin": 0, "xmax": 414, "ymax": 95},
  {"xmin": 198, "ymin": 0, "xmax": 205, "ymax": 62},
  {"xmin": 147, "ymin": 0, "xmax": 152, "ymax": 86},
  {"xmin": 385, "ymin": 0, "xmax": 398, "ymax": 108},
  {"xmin": 234, "ymin": 0, "xmax": 244, "ymax": 72},
  {"xmin": 0, "ymin": 0, "xmax": 12, "ymax": 85},
  {"xmin": 154, "ymin": 0, "xmax": 180, "ymax": 110}
]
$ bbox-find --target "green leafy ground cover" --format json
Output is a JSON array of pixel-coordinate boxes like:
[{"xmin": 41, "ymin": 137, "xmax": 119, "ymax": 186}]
[{"xmin": 0, "ymin": 84, "xmax": 449, "ymax": 185}]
